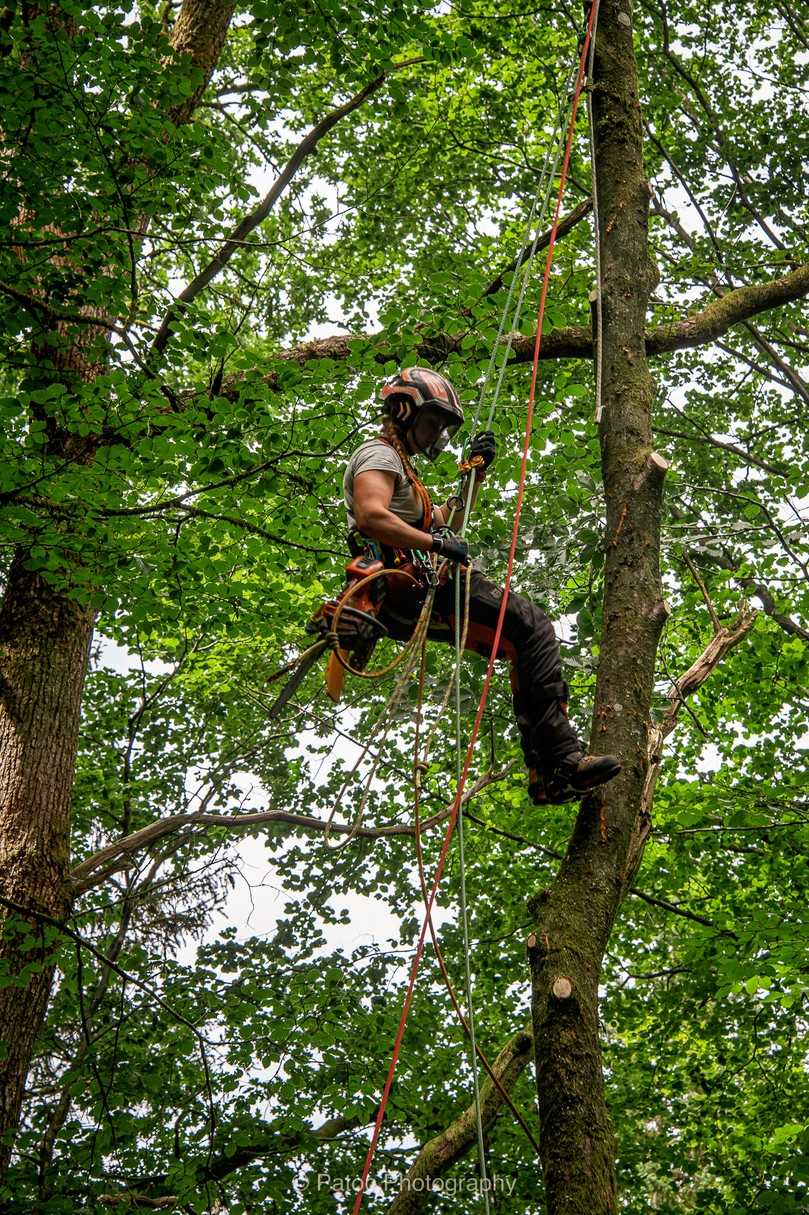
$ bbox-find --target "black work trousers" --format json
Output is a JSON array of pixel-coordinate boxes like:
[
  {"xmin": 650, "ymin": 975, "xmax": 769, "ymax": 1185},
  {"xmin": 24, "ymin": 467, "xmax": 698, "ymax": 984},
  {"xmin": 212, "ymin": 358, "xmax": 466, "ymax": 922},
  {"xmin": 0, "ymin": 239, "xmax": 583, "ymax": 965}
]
[{"xmin": 379, "ymin": 568, "xmax": 581, "ymax": 773}]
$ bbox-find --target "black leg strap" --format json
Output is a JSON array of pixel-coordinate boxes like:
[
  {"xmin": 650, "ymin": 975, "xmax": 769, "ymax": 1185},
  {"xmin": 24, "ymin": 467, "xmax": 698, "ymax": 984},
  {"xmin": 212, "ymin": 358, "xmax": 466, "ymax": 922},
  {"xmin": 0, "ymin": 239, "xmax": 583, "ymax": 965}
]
[
  {"xmin": 536, "ymin": 680, "xmax": 568, "ymax": 702},
  {"xmin": 515, "ymin": 680, "xmax": 569, "ymax": 714}
]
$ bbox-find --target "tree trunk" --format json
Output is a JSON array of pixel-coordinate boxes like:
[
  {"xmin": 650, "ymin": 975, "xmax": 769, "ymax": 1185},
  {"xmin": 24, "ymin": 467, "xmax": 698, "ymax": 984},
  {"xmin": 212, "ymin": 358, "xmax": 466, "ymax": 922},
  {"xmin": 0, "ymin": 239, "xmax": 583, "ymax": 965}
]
[
  {"xmin": 0, "ymin": 1, "xmax": 235, "ymax": 1177},
  {"xmin": 0, "ymin": 556, "xmax": 93, "ymax": 1173},
  {"xmin": 528, "ymin": 2, "xmax": 664, "ymax": 1211}
]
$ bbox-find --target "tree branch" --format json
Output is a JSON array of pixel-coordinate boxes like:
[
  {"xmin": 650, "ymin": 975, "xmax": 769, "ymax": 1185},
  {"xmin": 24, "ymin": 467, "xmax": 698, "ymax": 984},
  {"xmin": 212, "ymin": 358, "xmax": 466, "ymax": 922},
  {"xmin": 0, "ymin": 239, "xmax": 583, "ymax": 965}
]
[
  {"xmin": 652, "ymin": 426, "xmax": 788, "ymax": 478},
  {"xmin": 627, "ymin": 887, "xmax": 732, "ymax": 934},
  {"xmin": 68, "ymin": 765, "xmax": 516, "ymax": 894},
  {"xmin": 649, "ymin": 187, "xmax": 809, "ymax": 405},
  {"xmin": 384, "ymin": 1031, "xmax": 534, "ymax": 1215},
  {"xmin": 681, "ymin": 550, "xmax": 722, "ymax": 633},
  {"xmin": 461, "ymin": 812, "xmax": 729, "ymax": 932},
  {"xmin": 244, "ymin": 263, "xmax": 809, "ymax": 386},
  {"xmin": 480, "ymin": 197, "xmax": 593, "ymax": 300},
  {"xmin": 0, "ymin": 280, "xmax": 150, "ymax": 371},
  {"xmin": 661, "ymin": 602, "xmax": 756, "ymax": 735},
  {"xmin": 647, "ymin": 263, "xmax": 809, "ymax": 355},
  {"xmin": 151, "ymin": 58, "xmax": 423, "ymax": 356},
  {"xmin": 131, "ymin": 504, "xmax": 343, "ymax": 557},
  {"xmin": 688, "ymin": 549, "xmax": 809, "ymax": 642},
  {"xmin": 625, "ymin": 603, "xmax": 757, "ymax": 886},
  {"xmin": 0, "ymin": 897, "xmax": 208, "ymax": 1045},
  {"xmin": 99, "ymin": 1111, "xmax": 376, "ymax": 1205},
  {"xmin": 100, "ymin": 1031, "xmax": 533, "ymax": 1208}
]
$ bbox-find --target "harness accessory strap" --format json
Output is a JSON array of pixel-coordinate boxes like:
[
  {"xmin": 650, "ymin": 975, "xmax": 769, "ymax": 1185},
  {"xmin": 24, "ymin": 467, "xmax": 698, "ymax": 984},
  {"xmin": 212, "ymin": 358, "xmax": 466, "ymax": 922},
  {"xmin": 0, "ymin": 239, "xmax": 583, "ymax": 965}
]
[{"xmin": 516, "ymin": 680, "xmax": 569, "ymax": 709}]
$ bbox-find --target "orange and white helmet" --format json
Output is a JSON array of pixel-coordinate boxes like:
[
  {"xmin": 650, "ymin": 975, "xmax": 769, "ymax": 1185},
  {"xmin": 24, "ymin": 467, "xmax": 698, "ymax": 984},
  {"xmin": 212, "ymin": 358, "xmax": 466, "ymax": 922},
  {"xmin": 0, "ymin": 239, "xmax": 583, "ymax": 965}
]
[{"xmin": 380, "ymin": 366, "xmax": 464, "ymax": 460}]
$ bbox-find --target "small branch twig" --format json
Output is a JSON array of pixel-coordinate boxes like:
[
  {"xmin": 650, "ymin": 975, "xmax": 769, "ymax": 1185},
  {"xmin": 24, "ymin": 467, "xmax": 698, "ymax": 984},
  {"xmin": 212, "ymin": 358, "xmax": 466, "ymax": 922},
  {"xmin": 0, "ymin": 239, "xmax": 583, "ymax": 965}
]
[
  {"xmin": 624, "ymin": 603, "xmax": 757, "ymax": 887},
  {"xmin": 681, "ymin": 550, "xmax": 722, "ymax": 633},
  {"xmin": 689, "ymin": 549, "xmax": 809, "ymax": 642},
  {"xmin": 150, "ymin": 58, "xmax": 423, "ymax": 356}
]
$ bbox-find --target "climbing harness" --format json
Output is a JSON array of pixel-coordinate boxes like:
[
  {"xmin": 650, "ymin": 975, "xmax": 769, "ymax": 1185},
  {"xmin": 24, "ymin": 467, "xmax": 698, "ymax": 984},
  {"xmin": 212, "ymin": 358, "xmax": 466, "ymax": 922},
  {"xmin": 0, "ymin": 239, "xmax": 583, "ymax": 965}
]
[
  {"xmin": 322, "ymin": 575, "xmax": 439, "ymax": 850},
  {"xmin": 305, "ymin": 545, "xmax": 440, "ymax": 701},
  {"xmin": 306, "ymin": 555, "xmax": 390, "ymax": 702}
]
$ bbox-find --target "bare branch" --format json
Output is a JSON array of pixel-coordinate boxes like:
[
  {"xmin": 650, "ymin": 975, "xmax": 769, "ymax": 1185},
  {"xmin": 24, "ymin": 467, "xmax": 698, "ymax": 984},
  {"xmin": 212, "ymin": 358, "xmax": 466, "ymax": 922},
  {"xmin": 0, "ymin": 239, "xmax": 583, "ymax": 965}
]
[
  {"xmin": 680, "ymin": 551, "xmax": 722, "ymax": 633},
  {"xmin": 625, "ymin": 604, "xmax": 757, "ymax": 885},
  {"xmin": 689, "ymin": 550, "xmax": 809, "ymax": 643},
  {"xmin": 69, "ymin": 765, "xmax": 516, "ymax": 894},
  {"xmin": 652, "ymin": 426, "xmax": 788, "ymax": 478},
  {"xmin": 628, "ymin": 887, "xmax": 732, "ymax": 934},
  {"xmin": 660, "ymin": 604, "xmax": 757, "ymax": 737},
  {"xmin": 480, "ymin": 197, "xmax": 593, "ymax": 300}
]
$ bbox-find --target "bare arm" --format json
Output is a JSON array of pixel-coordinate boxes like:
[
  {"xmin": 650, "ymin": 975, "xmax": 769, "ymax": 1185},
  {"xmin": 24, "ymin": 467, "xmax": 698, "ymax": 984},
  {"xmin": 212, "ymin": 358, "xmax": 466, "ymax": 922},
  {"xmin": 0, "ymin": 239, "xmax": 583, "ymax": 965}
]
[{"xmin": 352, "ymin": 469, "xmax": 435, "ymax": 551}]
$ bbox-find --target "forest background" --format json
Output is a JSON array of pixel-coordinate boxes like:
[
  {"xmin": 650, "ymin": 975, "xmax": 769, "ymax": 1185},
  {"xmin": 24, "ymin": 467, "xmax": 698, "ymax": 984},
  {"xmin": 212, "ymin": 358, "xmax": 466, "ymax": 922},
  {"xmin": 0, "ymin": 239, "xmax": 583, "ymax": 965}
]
[{"xmin": 0, "ymin": 0, "xmax": 807, "ymax": 1212}]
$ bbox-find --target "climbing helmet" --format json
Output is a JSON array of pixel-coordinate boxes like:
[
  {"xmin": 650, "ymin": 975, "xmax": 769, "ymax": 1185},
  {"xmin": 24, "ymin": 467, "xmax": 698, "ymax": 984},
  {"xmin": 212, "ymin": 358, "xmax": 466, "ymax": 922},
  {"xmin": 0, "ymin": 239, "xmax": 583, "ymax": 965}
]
[{"xmin": 381, "ymin": 366, "xmax": 464, "ymax": 461}]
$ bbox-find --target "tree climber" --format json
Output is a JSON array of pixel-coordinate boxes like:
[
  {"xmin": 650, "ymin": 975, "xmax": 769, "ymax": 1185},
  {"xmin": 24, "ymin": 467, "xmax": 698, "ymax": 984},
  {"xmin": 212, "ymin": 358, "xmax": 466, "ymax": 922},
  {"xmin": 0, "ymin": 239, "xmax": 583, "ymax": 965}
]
[{"xmin": 343, "ymin": 366, "xmax": 622, "ymax": 805}]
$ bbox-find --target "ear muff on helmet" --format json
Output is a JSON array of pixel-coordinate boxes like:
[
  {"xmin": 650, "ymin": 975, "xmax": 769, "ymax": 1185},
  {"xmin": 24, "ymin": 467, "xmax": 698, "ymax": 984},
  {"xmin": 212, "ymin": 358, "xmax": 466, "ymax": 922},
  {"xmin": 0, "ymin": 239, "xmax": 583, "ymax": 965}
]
[{"xmin": 384, "ymin": 390, "xmax": 420, "ymax": 427}]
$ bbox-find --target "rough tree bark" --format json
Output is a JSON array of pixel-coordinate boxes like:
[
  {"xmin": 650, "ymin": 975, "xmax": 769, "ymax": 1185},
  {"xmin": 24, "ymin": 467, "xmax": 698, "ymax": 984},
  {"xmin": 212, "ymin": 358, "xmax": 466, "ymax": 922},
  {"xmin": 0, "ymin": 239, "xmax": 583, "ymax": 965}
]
[
  {"xmin": 0, "ymin": 0, "xmax": 234, "ymax": 1176},
  {"xmin": 528, "ymin": 3, "xmax": 663, "ymax": 1212},
  {"xmin": 0, "ymin": 559, "xmax": 94, "ymax": 1172}
]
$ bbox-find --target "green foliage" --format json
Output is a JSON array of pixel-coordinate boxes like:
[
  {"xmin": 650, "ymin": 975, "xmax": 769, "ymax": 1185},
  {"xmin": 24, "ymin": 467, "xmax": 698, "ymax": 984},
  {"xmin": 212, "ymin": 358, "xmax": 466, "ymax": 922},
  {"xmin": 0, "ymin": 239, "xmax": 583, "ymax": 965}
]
[{"xmin": 0, "ymin": 0, "xmax": 807, "ymax": 1211}]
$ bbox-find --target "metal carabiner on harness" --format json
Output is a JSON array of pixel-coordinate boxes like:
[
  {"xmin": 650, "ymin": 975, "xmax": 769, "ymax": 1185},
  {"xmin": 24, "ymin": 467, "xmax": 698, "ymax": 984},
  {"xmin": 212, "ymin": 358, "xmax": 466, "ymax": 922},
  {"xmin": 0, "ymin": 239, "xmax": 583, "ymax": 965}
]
[{"xmin": 411, "ymin": 548, "xmax": 440, "ymax": 588}]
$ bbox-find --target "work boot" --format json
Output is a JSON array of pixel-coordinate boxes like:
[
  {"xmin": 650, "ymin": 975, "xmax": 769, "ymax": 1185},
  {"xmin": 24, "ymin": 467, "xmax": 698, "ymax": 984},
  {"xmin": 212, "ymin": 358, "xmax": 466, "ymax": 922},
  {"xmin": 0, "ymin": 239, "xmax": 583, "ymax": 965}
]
[{"xmin": 528, "ymin": 752, "xmax": 621, "ymax": 806}]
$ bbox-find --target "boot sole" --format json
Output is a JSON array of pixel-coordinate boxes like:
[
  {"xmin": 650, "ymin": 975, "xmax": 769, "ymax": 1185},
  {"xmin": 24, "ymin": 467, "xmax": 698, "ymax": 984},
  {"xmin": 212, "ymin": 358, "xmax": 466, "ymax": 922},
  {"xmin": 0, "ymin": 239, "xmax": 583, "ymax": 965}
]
[
  {"xmin": 569, "ymin": 759, "xmax": 622, "ymax": 792},
  {"xmin": 529, "ymin": 760, "xmax": 622, "ymax": 805}
]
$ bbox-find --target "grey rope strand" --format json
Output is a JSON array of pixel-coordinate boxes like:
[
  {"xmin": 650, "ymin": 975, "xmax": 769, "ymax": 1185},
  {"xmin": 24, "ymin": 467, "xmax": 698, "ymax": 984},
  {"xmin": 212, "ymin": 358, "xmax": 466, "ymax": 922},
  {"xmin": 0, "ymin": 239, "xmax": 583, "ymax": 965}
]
[
  {"xmin": 443, "ymin": 29, "xmax": 595, "ymax": 1200},
  {"xmin": 456, "ymin": 63, "xmax": 582, "ymax": 543},
  {"xmin": 457, "ymin": 55, "xmax": 583, "ymax": 492}
]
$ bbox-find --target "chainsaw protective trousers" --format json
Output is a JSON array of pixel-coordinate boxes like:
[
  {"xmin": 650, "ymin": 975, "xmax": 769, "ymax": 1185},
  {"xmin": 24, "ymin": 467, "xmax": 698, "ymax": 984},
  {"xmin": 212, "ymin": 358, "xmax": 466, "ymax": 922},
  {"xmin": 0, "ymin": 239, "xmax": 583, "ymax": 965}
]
[{"xmin": 379, "ymin": 568, "xmax": 581, "ymax": 772}]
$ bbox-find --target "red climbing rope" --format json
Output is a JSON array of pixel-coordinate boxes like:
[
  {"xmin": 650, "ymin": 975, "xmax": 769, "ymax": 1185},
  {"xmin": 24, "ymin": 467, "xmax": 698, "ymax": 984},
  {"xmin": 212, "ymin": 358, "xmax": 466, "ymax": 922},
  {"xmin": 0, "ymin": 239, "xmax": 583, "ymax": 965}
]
[{"xmin": 351, "ymin": 5, "xmax": 600, "ymax": 1207}]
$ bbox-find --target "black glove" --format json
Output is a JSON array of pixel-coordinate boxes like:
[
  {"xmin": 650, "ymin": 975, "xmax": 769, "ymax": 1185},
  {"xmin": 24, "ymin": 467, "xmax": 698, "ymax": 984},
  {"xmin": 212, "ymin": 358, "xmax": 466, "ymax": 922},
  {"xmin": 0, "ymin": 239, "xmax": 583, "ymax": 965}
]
[
  {"xmin": 468, "ymin": 430, "xmax": 496, "ymax": 472},
  {"xmin": 431, "ymin": 531, "xmax": 470, "ymax": 565}
]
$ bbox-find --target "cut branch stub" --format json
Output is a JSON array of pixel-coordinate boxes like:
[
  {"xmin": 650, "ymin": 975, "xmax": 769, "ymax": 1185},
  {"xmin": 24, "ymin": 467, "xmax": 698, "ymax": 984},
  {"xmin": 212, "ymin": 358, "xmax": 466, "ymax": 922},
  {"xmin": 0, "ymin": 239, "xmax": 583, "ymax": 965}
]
[
  {"xmin": 552, "ymin": 977, "xmax": 573, "ymax": 1000},
  {"xmin": 631, "ymin": 451, "xmax": 670, "ymax": 493}
]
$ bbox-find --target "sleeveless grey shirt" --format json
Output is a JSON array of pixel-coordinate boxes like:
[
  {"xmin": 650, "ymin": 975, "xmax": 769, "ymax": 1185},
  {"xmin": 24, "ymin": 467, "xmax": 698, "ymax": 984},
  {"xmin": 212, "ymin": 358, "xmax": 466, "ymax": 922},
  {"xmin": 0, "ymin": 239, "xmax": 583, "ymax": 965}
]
[{"xmin": 343, "ymin": 438, "xmax": 428, "ymax": 531}]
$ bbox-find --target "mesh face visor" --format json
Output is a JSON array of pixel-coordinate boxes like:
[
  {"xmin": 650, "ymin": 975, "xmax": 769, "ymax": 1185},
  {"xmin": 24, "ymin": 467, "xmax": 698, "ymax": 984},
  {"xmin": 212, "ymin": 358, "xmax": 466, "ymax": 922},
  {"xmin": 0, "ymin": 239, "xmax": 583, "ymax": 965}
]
[{"xmin": 419, "ymin": 404, "xmax": 462, "ymax": 461}]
